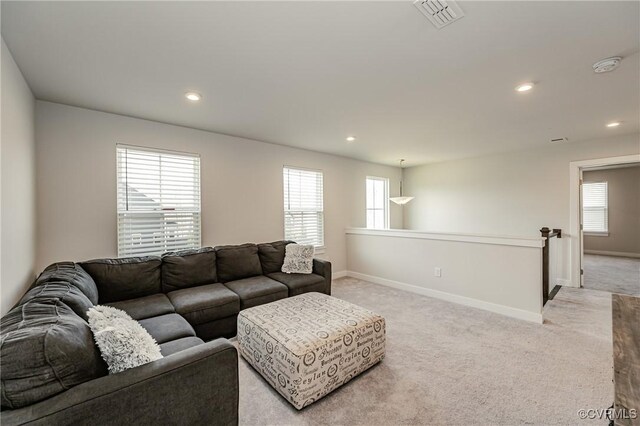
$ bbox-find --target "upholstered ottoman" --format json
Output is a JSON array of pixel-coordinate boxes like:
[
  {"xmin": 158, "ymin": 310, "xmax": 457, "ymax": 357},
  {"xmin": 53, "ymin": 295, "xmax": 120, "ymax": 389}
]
[{"xmin": 237, "ymin": 292, "xmax": 386, "ymax": 409}]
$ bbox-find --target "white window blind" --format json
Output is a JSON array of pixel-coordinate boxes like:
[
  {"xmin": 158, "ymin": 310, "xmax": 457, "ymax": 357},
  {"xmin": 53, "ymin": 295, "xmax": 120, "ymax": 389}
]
[
  {"xmin": 366, "ymin": 177, "xmax": 389, "ymax": 229},
  {"xmin": 283, "ymin": 167, "xmax": 324, "ymax": 247},
  {"xmin": 582, "ymin": 181, "xmax": 608, "ymax": 233},
  {"xmin": 117, "ymin": 145, "xmax": 201, "ymax": 257}
]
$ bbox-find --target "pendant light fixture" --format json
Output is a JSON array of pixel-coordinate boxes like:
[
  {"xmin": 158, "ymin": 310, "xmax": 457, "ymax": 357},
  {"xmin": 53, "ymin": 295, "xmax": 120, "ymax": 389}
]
[{"xmin": 390, "ymin": 159, "xmax": 414, "ymax": 205}]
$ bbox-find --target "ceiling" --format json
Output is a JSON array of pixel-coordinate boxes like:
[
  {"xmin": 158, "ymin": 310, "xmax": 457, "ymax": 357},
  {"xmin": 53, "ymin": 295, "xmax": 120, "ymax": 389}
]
[{"xmin": 2, "ymin": 1, "xmax": 639, "ymax": 166}]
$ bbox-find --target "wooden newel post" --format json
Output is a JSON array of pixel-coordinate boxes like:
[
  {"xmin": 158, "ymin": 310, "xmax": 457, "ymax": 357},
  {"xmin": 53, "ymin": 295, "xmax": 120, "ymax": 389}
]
[{"xmin": 540, "ymin": 227, "xmax": 550, "ymax": 306}]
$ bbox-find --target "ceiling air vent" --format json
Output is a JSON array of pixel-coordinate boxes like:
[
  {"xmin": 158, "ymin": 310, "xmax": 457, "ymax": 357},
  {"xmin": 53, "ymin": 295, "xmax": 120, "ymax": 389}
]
[
  {"xmin": 413, "ymin": 0, "xmax": 465, "ymax": 29},
  {"xmin": 550, "ymin": 137, "xmax": 569, "ymax": 143}
]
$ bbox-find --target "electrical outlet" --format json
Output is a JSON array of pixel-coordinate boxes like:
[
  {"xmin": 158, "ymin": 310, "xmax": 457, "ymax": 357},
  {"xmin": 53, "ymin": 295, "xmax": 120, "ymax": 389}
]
[{"xmin": 434, "ymin": 267, "xmax": 442, "ymax": 278}]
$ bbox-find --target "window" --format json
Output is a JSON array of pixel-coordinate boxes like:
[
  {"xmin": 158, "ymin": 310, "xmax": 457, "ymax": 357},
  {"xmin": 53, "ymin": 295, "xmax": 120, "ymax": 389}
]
[
  {"xmin": 366, "ymin": 177, "xmax": 389, "ymax": 229},
  {"xmin": 582, "ymin": 181, "xmax": 608, "ymax": 234},
  {"xmin": 117, "ymin": 145, "xmax": 201, "ymax": 256},
  {"xmin": 283, "ymin": 166, "xmax": 324, "ymax": 248}
]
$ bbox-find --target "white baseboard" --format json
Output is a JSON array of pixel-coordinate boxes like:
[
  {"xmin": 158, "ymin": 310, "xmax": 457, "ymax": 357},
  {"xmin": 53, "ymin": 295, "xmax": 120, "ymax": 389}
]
[
  {"xmin": 332, "ymin": 271, "xmax": 348, "ymax": 280},
  {"xmin": 584, "ymin": 250, "xmax": 640, "ymax": 259},
  {"xmin": 345, "ymin": 271, "xmax": 543, "ymax": 324},
  {"xmin": 555, "ymin": 278, "xmax": 573, "ymax": 287}
]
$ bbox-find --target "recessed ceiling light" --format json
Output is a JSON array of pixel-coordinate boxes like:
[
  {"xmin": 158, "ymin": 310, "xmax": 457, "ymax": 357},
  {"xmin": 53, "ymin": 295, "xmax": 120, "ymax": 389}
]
[
  {"xmin": 346, "ymin": 136, "xmax": 356, "ymax": 142},
  {"xmin": 185, "ymin": 92, "xmax": 202, "ymax": 102},
  {"xmin": 515, "ymin": 83, "xmax": 534, "ymax": 92},
  {"xmin": 606, "ymin": 121, "xmax": 621, "ymax": 128}
]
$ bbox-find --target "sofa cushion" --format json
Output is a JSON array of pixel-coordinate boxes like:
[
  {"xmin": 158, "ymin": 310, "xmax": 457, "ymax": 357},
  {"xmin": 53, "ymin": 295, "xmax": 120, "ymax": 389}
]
[
  {"xmin": 167, "ymin": 284, "xmax": 240, "ymax": 326},
  {"xmin": 32, "ymin": 262, "xmax": 99, "ymax": 304},
  {"xmin": 215, "ymin": 243, "xmax": 263, "ymax": 282},
  {"xmin": 159, "ymin": 336, "xmax": 205, "ymax": 357},
  {"xmin": 223, "ymin": 276, "xmax": 288, "ymax": 309},
  {"xmin": 257, "ymin": 240, "xmax": 294, "ymax": 274},
  {"xmin": 79, "ymin": 256, "xmax": 162, "ymax": 303},
  {"xmin": 161, "ymin": 247, "xmax": 217, "ymax": 292},
  {"xmin": 106, "ymin": 293, "xmax": 175, "ymax": 320},
  {"xmin": 87, "ymin": 305, "xmax": 163, "ymax": 374},
  {"xmin": 137, "ymin": 313, "xmax": 196, "ymax": 344},
  {"xmin": 0, "ymin": 301, "xmax": 107, "ymax": 409},
  {"xmin": 193, "ymin": 316, "xmax": 238, "ymax": 341},
  {"xmin": 267, "ymin": 272, "xmax": 326, "ymax": 297},
  {"xmin": 19, "ymin": 281, "xmax": 94, "ymax": 321}
]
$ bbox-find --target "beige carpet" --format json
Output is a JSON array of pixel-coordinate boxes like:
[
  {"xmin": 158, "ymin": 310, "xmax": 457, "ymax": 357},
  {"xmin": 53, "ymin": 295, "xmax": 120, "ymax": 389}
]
[
  {"xmin": 237, "ymin": 278, "xmax": 613, "ymax": 425},
  {"xmin": 583, "ymin": 254, "xmax": 640, "ymax": 295}
]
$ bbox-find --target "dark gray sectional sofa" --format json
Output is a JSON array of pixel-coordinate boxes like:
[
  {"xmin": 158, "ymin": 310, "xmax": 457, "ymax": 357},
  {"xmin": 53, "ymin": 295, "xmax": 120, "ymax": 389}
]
[{"xmin": 0, "ymin": 240, "xmax": 331, "ymax": 425}]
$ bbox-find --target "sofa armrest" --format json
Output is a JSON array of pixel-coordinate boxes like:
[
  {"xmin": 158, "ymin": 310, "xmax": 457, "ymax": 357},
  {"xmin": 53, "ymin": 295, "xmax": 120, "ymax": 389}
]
[
  {"xmin": 313, "ymin": 258, "xmax": 332, "ymax": 295},
  {"xmin": 1, "ymin": 339, "xmax": 238, "ymax": 426}
]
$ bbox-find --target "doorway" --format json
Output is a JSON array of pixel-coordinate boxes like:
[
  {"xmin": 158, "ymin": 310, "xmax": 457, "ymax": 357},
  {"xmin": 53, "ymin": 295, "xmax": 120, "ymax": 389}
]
[
  {"xmin": 569, "ymin": 155, "xmax": 640, "ymax": 295},
  {"xmin": 581, "ymin": 164, "xmax": 640, "ymax": 295}
]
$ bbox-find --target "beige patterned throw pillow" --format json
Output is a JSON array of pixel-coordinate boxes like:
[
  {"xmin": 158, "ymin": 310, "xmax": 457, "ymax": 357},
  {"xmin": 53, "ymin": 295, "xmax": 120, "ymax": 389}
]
[{"xmin": 281, "ymin": 244, "xmax": 314, "ymax": 274}]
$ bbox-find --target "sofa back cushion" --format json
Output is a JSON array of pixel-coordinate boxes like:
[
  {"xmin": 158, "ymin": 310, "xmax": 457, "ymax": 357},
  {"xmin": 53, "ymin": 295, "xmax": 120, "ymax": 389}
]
[
  {"xmin": 33, "ymin": 262, "xmax": 99, "ymax": 305},
  {"xmin": 215, "ymin": 243, "xmax": 263, "ymax": 282},
  {"xmin": 19, "ymin": 282, "xmax": 94, "ymax": 321},
  {"xmin": 257, "ymin": 240, "xmax": 294, "ymax": 274},
  {"xmin": 0, "ymin": 301, "xmax": 108, "ymax": 409},
  {"xmin": 161, "ymin": 247, "xmax": 217, "ymax": 292},
  {"xmin": 79, "ymin": 257, "xmax": 162, "ymax": 303}
]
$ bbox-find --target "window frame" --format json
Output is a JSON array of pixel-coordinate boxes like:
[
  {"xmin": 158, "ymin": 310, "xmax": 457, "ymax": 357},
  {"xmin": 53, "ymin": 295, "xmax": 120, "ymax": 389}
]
[
  {"xmin": 283, "ymin": 165, "xmax": 325, "ymax": 252},
  {"xmin": 582, "ymin": 180, "xmax": 608, "ymax": 236},
  {"xmin": 365, "ymin": 176, "xmax": 390, "ymax": 230},
  {"xmin": 116, "ymin": 144, "xmax": 202, "ymax": 257}
]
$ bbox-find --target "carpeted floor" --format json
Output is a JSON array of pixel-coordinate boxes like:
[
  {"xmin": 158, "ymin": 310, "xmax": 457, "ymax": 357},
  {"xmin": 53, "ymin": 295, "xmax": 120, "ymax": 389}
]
[
  {"xmin": 237, "ymin": 278, "xmax": 614, "ymax": 425},
  {"xmin": 583, "ymin": 254, "xmax": 640, "ymax": 295}
]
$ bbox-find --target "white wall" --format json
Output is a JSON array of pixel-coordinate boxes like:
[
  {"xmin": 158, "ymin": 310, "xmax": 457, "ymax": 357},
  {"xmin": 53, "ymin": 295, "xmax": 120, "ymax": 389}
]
[
  {"xmin": 35, "ymin": 101, "xmax": 403, "ymax": 275},
  {"xmin": 346, "ymin": 229, "xmax": 543, "ymax": 322},
  {"xmin": 403, "ymin": 133, "xmax": 640, "ymax": 284},
  {"xmin": 1, "ymin": 39, "xmax": 37, "ymax": 315}
]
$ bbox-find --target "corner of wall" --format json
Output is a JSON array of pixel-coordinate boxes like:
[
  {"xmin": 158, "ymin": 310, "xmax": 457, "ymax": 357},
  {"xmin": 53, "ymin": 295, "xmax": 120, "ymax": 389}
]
[{"xmin": 1, "ymin": 37, "xmax": 37, "ymax": 315}]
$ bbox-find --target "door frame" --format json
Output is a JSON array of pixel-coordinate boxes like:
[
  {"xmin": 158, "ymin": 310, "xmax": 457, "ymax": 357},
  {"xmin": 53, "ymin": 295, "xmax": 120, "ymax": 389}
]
[{"xmin": 569, "ymin": 154, "xmax": 640, "ymax": 287}]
